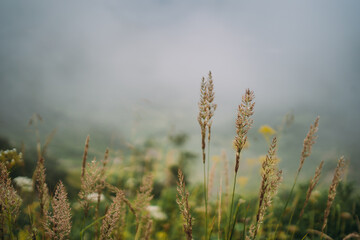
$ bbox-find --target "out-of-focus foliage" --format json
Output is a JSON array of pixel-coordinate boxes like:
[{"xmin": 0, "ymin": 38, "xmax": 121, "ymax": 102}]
[{"xmin": 0, "ymin": 148, "xmax": 23, "ymax": 169}]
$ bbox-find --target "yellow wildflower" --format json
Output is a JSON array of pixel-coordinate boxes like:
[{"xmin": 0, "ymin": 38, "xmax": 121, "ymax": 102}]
[
  {"xmin": 258, "ymin": 125, "xmax": 276, "ymax": 141},
  {"xmin": 156, "ymin": 231, "xmax": 168, "ymax": 240},
  {"xmin": 237, "ymin": 176, "xmax": 249, "ymax": 187}
]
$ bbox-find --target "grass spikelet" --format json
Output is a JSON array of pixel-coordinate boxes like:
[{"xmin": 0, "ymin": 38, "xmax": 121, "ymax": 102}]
[
  {"xmin": 143, "ymin": 219, "xmax": 153, "ymax": 240},
  {"xmin": 81, "ymin": 135, "xmax": 90, "ymax": 178},
  {"xmin": 234, "ymin": 89, "xmax": 255, "ymax": 173},
  {"xmin": 134, "ymin": 174, "xmax": 153, "ymax": 221},
  {"xmin": 198, "ymin": 71, "xmax": 217, "ymax": 239},
  {"xmin": 100, "ymin": 190, "xmax": 125, "ymax": 240},
  {"xmin": 299, "ymin": 160, "xmax": 324, "ymax": 219},
  {"xmin": 227, "ymin": 89, "xmax": 255, "ymax": 239},
  {"xmin": 95, "ymin": 148, "xmax": 110, "ymax": 238},
  {"xmin": 298, "ymin": 116, "xmax": 319, "ymax": 174},
  {"xmin": 274, "ymin": 116, "xmax": 320, "ymax": 238},
  {"xmin": 176, "ymin": 168, "xmax": 193, "ymax": 240},
  {"xmin": 206, "ymin": 71, "xmax": 217, "ymax": 143},
  {"xmin": 133, "ymin": 174, "xmax": 153, "ymax": 238},
  {"xmin": 79, "ymin": 158, "xmax": 102, "ymax": 218},
  {"xmin": 0, "ymin": 162, "xmax": 22, "ymax": 238},
  {"xmin": 43, "ymin": 181, "xmax": 72, "ymax": 240},
  {"xmin": 35, "ymin": 157, "xmax": 50, "ymax": 217},
  {"xmin": 198, "ymin": 77, "xmax": 208, "ymax": 164},
  {"xmin": 321, "ymin": 156, "xmax": 346, "ymax": 236},
  {"xmin": 248, "ymin": 137, "xmax": 282, "ymax": 239}
]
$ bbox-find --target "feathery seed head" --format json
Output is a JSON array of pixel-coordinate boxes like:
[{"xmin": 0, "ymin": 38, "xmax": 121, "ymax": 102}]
[
  {"xmin": 322, "ymin": 157, "xmax": 345, "ymax": 225},
  {"xmin": 234, "ymin": 89, "xmax": 255, "ymax": 172},
  {"xmin": 79, "ymin": 158, "xmax": 102, "ymax": 216},
  {"xmin": 81, "ymin": 135, "xmax": 90, "ymax": 178},
  {"xmin": 176, "ymin": 169, "xmax": 193, "ymax": 240},
  {"xmin": 299, "ymin": 160, "xmax": 324, "ymax": 219},
  {"xmin": 100, "ymin": 190, "xmax": 125, "ymax": 239},
  {"xmin": 321, "ymin": 156, "xmax": 346, "ymax": 235},
  {"xmin": 35, "ymin": 157, "xmax": 50, "ymax": 216},
  {"xmin": 0, "ymin": 162, "xmax": 22, "ymax": 226},
  {"xmin": 198, "ymin": 72, "xmax": 217, "ymax": 163},
  {"xmin": 249, "ymin": 137, "xmax": 282, "ymax": 239},
  {"xmin": 43, "ymin": 181, "xmax": 72, "ymax": 240},
  {"xmin": 298, "ymin": 116, "xmax": 319, "ymax": 173}
]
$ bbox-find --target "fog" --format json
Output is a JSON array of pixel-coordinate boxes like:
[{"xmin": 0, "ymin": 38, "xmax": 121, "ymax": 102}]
[{"xmin": 1, "ymin": 1, "xmax": 359, "ymax": 181}]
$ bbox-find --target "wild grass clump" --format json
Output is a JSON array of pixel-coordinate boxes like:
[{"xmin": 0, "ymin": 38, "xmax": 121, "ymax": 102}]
[{"xmin": 0, "ymin": 71, "xmax": 359, "ymax": 239}]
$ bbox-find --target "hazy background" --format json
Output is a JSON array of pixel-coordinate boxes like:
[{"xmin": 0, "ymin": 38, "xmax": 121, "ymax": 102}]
[{"xmin": 0, "ymin": 0, "xmax": 359, "ymax": 183}]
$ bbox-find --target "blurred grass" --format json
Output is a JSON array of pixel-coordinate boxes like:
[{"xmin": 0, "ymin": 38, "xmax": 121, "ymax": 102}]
[{"xmin": 1, "ymin": 120, "xmax": 359, "ymax": 239}]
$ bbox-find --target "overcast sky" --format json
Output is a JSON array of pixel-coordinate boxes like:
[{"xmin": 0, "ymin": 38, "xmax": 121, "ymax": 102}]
[{"xmin": 0, "ymin": 1, "xmax": 359, "ymax": 176}]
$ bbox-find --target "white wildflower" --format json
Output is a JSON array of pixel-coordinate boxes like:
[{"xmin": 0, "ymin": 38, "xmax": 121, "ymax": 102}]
[
  {"xmin": 14, "ymin": 176, "xmax": 33, "ymax": 192},
  {"xmin": 147, "ymin": 205, "xmax": 167, "ymax": 221},
  {"xmin": 86, "ymin": 192, "xmax": 105, "ymax": 203}
]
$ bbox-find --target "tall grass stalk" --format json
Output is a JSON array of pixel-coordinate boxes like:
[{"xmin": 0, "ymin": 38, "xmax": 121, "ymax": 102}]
[
  {"xmin": 203, "ymin": 161, "xmax": 208, "ymax": 239},
  {"xmin": 321, "ymin": 156, "xmax": 346, "ymax": 239},
  {"xmin": 198, "ymin": 72, "xmax": 217, "ymax": 239},
  {"xmin": 227, "ymin": 172, "xmax": 238, "ymax": 239},
  {"xmin": 273, "ymin": 116, "xmax": 319, "ymax": 239},
  {"xmin": 249, "ymin": 137, "xmax": 282, "ymax": 240},
  {"xmin": 226, "ymin": 89, "xmax": 254, "ymax": 240}
]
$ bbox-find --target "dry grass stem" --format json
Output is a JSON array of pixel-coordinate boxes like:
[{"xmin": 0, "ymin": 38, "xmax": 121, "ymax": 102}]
[
  {"xmin": 41, "ymin": 128, "xmax": 57, "ymax": 157},
  {"xmin": 308, "ymin": 229, "xmax": 334, "ymax": 240},
  {"xmin": 79, "ymin": 158, "xmax": 102, "ymax": 217},
  {"xmin": 198, "ymin": 71, "xmax": 217, "ymax": 163},
  {"xmin": 81, "ymin": 135, "xmax": 90, "ymax": 178},
  {"xmin": 143, "ymin": 219, "xmax": 153, "ymax": 240},
  {"xmin": 96, "ymin": 148, "xmax": 110, "ymax": 238},
  {"xmin": 299, "ymin": 160, "xmax": 324, "ymax": 219},
  {"xmin": 208, "ymin": 161, "xmax": 217, "ymax": 199},
  {"xmin": 43, "ymin": 181, "xmax": 72, "ymax": 240},
  {"xmin": 321, "ymin": 156, "xmax": 346, "ymax": 236},
  {"xmin": 133, "ymin": 174, "xmax": 153, "ymax": 238},
  {"xmin": 222, "ymin": 150, "xmax": 229, "ymax": 200},
  {"xmin": 198, "ymin": 77, "xmax": 208, "ymax": 164},
  {"xmin": 100, "ymin": 190, "xmax": 125, "ymax": 240},
  {"xmin": 176, "ymin": 168, "xmax": 193, "ymax": 240},
  {"xmin": 298, "ymin": 116, "xmax": 319, "ymax": 174},
  {"xmin": 249, "ymin": 137, "xmax": 282, "ymax": 239},
  {"xmin": 343, "ymin": 233, "xmax": 360, "ymax": 240},
  {"xmin": 206, "ymin": 71, "xmax": 217, "ymax": 143},
  {"xmin": 218, "ymin": 176, "xmax": 222, "ymax": 240},
  {"xmin": 35, "ymin": 157, "xmax": 50, "ymax": 217},
  {"xmin": 234, "ymin": 89, "xmax": 255, "ymax": 173},
  {"xmin": 0, "ymin": 162, "xmax": 22, "ymax": 236}
]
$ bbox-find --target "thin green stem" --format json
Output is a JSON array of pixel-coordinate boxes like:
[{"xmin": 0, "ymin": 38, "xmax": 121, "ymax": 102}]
[
  {"xmin": 227, "ymin": 173, "xmax": 237, "ymax": 240},
  {"xmin": 207, "ymin": 139, "xmax": 211, "ymax": 197},
  {"xmin": 286, "ymin": 199, "xmax": 298, "ymax": 239},
  {"xmin": 229, "ymin": 200, "xmax": 241, "ymax": 240},
  {"xmin": 242, "ymin": 205, "xmax": 250, "ymax": 240},
  {"xmin": 80, "ymin": 215, "xmax": 106, "ymax": 239},
  {"xmin": 203, "ymin": 161, "xmax": 208, "ymax": 240},
  {"xmin": 206, "ymin": 138, "xmax": 211, "ymax": 239},
  {"xmin": 273, "ymin": 171, "xmax": 299, "ymax": 239}
]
